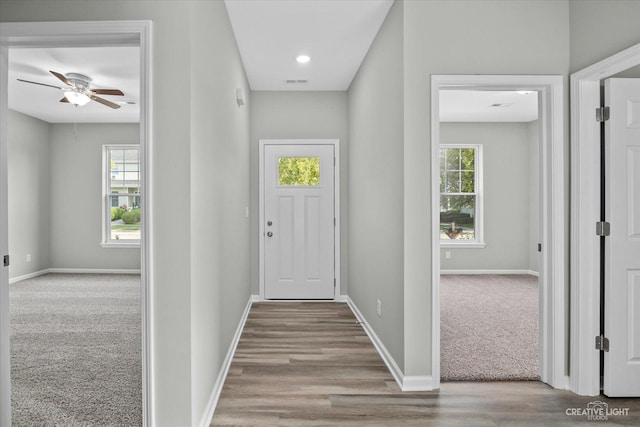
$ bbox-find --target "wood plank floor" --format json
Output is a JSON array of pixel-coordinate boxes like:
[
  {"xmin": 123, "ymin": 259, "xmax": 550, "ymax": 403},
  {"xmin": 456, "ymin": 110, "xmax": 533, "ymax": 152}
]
[{"xmin": 211, "ymin": 302, "xmax": 640, "ymax": 426}]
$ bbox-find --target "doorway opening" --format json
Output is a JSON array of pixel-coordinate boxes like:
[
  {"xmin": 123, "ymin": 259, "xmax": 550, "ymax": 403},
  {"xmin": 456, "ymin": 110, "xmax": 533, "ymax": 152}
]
[
  {"xmin": 0, "ymin": 21, "xmax": 152, "ymax": 426},
  {"xmin": 430, "ymin": 75, "xmax": 566, "ymax": 390},
  {"xmin": 437, "ymin": 90, "xmax": 541, "ymax": 380}
]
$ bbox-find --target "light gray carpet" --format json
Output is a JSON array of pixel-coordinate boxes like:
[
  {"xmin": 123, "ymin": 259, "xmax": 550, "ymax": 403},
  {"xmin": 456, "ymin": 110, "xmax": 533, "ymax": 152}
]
[
  {"xmin": 10, "ymin": 273, "xmax": 142, "ymax": 426},
  {"xmin": 440, "ymin": 274, "xmax": 539, "ymax": 381}
]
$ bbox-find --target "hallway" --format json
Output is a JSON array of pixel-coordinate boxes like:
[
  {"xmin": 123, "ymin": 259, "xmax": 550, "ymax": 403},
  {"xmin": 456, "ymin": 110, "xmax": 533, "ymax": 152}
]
[{"xmin": 211, "ymin": 302, "xmax": 640, "ymax": 426}]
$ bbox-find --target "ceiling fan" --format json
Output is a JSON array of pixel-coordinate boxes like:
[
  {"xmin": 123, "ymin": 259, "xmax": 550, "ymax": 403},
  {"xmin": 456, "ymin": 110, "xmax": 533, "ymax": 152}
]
[{"xmin": 17, "ymin": 70, "xmax": 124, "ymax": 109}]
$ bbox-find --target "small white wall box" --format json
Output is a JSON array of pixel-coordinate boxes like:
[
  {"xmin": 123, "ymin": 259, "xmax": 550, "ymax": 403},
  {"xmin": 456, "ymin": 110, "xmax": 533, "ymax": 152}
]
[{"xmin": 236, "ymin": 88, "xmax": 245, "ymax": 106}]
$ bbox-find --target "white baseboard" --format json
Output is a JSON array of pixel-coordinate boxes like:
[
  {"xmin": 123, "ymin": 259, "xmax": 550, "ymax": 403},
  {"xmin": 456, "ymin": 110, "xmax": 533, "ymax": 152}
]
[
  {"xmin": 346, "ymin": 297, "xmax": 434, "ymax": 392},
  {"xmin": 199, "ymin": 294, "xmax": 254, "ymax": 427},
  {"xmin": 441, "ymin": 269, "xmax": 539, "ymax": 277},
  {"xmin": 402, "ymin": 375, "xmax": 435, "ymax": 391},
  {"xmin": 9, "ymin": 269, "xmax": 50, "ymax": 284},
  {"xmin": 48, "ymin": 268, "xmax": 141, "ymax": 275},
  {"xmin": 9, "ymin": 268, "xmax": 141, "ymax": 283}
]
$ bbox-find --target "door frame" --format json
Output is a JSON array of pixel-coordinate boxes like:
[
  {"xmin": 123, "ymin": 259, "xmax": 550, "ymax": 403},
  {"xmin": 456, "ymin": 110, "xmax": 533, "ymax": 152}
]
[
  {"xmin": 0, "ymin": 21, "xmax": 153, "ymax": 426},
  {"xmin": 570, "ymin": 42, "xmax": 640, "ymax": 397},
  {"xmin": 430, "ymin": 75, "xmax": 566, "ymax": 390},
  {"xmin": 258, "ymin": 139, "xmax": 340, "ymax": 300}
]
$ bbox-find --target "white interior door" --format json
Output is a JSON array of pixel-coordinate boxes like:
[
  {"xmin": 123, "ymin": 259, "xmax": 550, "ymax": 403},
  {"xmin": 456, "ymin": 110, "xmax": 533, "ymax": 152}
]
[
  {"xmin": 604, "ymin": 77, "xmax": 640, "ymax": 397},
  {"xmin": 264, "ymin": 144, "xmax": 335, "ymax": 299}
]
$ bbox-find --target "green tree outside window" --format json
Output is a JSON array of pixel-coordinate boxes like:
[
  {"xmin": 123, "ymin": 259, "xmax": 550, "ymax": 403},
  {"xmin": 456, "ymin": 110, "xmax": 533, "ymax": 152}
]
[{"xmin": 278, "ymin": 157, "xmax": 320, "ymax": 186}]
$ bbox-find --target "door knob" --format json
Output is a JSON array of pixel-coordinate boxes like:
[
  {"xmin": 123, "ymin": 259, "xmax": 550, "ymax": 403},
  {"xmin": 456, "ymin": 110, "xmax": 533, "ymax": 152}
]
[{"xmin": 267, "ymin": 231, "xmax": 273, "ymax": 237}]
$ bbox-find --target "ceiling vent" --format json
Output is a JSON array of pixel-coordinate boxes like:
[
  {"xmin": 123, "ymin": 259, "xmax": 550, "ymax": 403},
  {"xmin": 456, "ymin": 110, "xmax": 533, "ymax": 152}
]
[{"xmin": 286, "ymin": 79, "xmax": 308, "ymax": 84}]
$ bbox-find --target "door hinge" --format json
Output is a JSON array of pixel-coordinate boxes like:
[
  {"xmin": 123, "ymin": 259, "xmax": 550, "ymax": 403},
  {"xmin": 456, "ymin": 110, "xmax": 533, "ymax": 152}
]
[
  {"xmin": 3, "ymin": 255, "xmax": 9, "ymax": 267},
  {"xmin": 596, "ymin": 221, "xmax": 611, "ymax": 237},
  {"xmin": 537, "ymin": 243, "xmax": 542, "ymax": 252},
  {"xmin": 596, "ymin": 106, "xmax": 610, "ymax": 122},
  {"xmin": 596, "ymin": 335, "xmax": 610, "ymax": 352},
  {"xmin": 334, "ymin": 278, "xmax": 336, "ymax": 289}
]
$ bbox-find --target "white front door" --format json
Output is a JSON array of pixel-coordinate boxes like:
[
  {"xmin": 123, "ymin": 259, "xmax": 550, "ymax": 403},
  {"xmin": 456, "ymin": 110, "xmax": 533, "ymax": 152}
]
[
  {"xmin": 604, "ymin": 78, "xmax": 640, "ymax": 396},
  {"xmin": 263, "ymin": 144, "xmax": 335, "ymax": 299}
]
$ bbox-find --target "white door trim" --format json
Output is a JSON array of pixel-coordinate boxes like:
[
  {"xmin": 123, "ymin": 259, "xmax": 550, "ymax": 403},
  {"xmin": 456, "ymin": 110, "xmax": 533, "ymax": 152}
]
[
  {"xmin": 0, "ymin": 21, "xmax": 153, "ymax": 426},
  {"xmin": 258, "ymin": 139, "xmax": 340, "ymax": 300},
  {"xmin": 570, "ymin": 42, "xmax": 640, "ymax": 397},
  {"xmin": 430, "ymin": 75, "xmax": 566, "ymax": 390}
]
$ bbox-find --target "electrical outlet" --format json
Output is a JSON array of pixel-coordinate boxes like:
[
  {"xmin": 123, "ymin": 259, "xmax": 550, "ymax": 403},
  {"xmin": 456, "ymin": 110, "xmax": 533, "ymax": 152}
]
[
  {"xmin": 26, "ymin": 254, "xmax": 31, "ymax": 262},
  {"xmin": 376, "ymin": 299, "xmax": 382, "ymax": 317},
  {"xmin": 445, "ymin": 251, "xmax": 451, "ymax": 259}
]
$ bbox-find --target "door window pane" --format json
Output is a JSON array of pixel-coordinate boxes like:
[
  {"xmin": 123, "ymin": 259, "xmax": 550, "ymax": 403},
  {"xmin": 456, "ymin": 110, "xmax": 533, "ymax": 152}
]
[{"xmin": 278, "ymin": 157, "xmax": 320, "ymax": 186}]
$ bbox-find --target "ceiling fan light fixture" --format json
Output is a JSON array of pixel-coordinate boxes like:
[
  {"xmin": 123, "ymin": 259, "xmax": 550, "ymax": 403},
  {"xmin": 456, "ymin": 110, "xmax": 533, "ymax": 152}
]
[
  {"xmin": 64, "ymin": 90, "xmax": 91, "ymax": 106},
  {"xmin": 64, "ymin": 90, "xmax": 91, "ymax": 107}
]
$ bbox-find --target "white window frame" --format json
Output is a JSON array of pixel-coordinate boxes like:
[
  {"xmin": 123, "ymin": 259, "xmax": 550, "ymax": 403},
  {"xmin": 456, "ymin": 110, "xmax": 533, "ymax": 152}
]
[
  {"xmin": 439, "ymin": 143, "xmax": 484, "ymax": 248},
  {"xmin": 102, "ymin": 144, "xmax": 141, "ymax": 248}
]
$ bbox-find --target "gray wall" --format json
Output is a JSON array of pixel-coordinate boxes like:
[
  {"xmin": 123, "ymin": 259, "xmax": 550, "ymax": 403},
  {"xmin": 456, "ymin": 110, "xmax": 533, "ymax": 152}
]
[
  {"xmin": 350, "ymin": 0, "xmax": 570, "ymax": 378},
  {"xmin": 348, "ymin": 0, "xmax": 570, "ymax": 379},
  {"xmin": 401, "ymin": 0, "xmax": 570, "ymax": 378},
  {"xmin": 7, "ymin": 110, "xmax": 51, "ymax": 279},
  {"xmin": 569, "ymin": 0, "xmax": 640, "ymax": 73},
  {"xmin": 189, "ymin": 1, "xmax": 251, "ymax": 421},
  {"xmin": 439, "ymin": 122, "xmax": 539, "ymax": 272},
  {"xmin": 49, "ymin": 123, "xmax": 140, "ymax": 270},
  {"xmin": 249, "ymin": 91, "xmax": 348, "ymax": 295},
  {"xmin": 348, "ymin": 0, "xmax": 405, "ymax": 370},
  {"xmin": 0, "ymin": 1, "xmax": 252, "ymax": 425},
  {"xmin": 8, "ymin": 112, "xmax": 140, "ymax": 278}
]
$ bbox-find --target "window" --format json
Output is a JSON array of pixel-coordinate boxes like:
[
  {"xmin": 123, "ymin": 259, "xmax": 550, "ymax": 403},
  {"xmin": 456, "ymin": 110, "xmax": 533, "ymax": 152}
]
[
  {"xmin": 278, "ymin": 157, "xmax": 320, "ymax": 186},
  {"xmin": 440, "ymin": 145, "xmax": 484, "ymax": 246},
  {"xmin": 103, "ymin": 145, "xmax": 141, "ymax": 246}
]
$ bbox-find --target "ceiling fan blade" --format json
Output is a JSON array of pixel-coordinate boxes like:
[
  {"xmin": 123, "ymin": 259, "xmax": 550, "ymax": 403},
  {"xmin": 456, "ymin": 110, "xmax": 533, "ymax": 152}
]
[
  {"xmin": 17, "ymin": 78, "xmax": 62, "ymax": 90},
  {"xmin": 91, "ymin": 89, "xmax": 124, "ymax": 96},
  {"xmin": 90, "ymin": 94, "xmax": 121, "ymax": 109},
  {"xmin": 60, "ymin": 97, "xmax": 70, "ymax": 103},
  {"xmin": 50, "ymin": 70, "xmax": 71, "ymax": 86}
]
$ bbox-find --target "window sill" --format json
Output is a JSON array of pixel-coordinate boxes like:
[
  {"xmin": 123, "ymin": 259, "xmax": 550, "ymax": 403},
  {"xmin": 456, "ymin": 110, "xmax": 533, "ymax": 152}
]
[
  {"xmin": 101, "ymin": 242, "xmax": 141, "ymax": 249},
  {"xmin": 440, "ymin": 241, "xmax": 486, "ymax": 249}
]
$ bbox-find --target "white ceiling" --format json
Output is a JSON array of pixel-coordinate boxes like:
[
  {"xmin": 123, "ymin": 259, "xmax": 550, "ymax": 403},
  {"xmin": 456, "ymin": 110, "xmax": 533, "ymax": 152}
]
[
  {"xmin": 8, "ymin": 46, "xmax": 140, "ymax": 123},
  {"xmin": 6, "ymin": 1, "xmax": 539, "ymax": 124},
  {"xmin": 224, "ymin": 0, "xmax": 394, "ymax": 91},
  {"xmin": 440, "ymin": 90, "xmax": 539, "ymax": 122}
]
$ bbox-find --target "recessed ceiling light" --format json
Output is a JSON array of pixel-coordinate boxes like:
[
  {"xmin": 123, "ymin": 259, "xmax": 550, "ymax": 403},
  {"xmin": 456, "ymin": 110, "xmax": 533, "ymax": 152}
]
[{"xmin": 296, "ymin": 55, "xmax": 310, "ymax": 64}]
